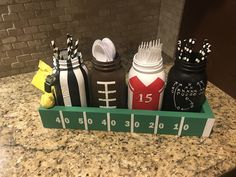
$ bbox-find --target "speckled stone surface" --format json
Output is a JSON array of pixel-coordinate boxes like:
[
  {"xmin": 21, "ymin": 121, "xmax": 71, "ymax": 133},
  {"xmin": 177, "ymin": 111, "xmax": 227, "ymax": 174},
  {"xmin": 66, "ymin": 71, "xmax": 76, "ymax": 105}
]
[{"xmin": 0, "ymin": 60, "xmax": 235, "ymax": 177}]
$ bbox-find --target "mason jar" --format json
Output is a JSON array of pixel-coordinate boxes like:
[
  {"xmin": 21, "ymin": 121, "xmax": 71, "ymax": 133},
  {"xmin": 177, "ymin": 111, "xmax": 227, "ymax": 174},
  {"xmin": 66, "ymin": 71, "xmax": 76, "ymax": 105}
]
[
  {"xmin": 90, "ymin": 55, "xmax": 127, "ymax": 108},
  {"xmin": 162, "ymin": 58, "xmax": 207, "ymax": 112},
  {"xmin": 128, "ymin": 54, "xmax": 165, "ymax": 110}
]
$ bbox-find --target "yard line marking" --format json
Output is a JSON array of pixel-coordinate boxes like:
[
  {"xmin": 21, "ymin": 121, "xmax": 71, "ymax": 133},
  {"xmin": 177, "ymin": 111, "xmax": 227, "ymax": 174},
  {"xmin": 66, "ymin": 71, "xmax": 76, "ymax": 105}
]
[
  {"xmin": 83, "ymin": 111, "xmax": 88, "ymax": 131},
  {"xmin": 59, "ymin": 110, "xmax": 66, "ymax": 129},
  {"xmin": 154, "ymin": 116, "xmax": 159, "ymax": 134},
  {"xmin": 178, "ymin": 117, "xmax": 185, "ymax": 136},
  {"xmin": 131, "ymin": 114, "xmax": 134, "ymax": 133},
  {"xmin": 107, "ymin": 113, "xmax": 111, "ymax": 131},
  {"xmin": 202, "ymin": 118, "xmax": 215, "ymax": 137}
]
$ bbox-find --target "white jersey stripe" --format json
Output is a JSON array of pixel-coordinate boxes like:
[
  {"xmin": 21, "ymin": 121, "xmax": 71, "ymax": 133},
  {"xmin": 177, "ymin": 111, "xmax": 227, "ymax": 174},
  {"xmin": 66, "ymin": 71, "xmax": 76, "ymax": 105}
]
[
  {"xmin": 128, "ymin": 84, "xmax": 134, "ymax": 109},
  {"xmin": 158, "ymin": 88, "xmax": 164, "ymax": 110}
]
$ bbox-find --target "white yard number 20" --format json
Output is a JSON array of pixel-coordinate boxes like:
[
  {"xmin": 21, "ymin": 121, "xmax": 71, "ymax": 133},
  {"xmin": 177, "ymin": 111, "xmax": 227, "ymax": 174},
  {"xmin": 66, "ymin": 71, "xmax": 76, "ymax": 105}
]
[{"xmin": 139, "ymin": 94, "xmax": 152, "ymax": 103}]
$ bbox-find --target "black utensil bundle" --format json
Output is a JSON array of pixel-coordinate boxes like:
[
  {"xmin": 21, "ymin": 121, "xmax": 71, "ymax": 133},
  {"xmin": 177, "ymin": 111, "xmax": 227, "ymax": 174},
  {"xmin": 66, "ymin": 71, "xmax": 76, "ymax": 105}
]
[
  {"xmin": 176, "ymin": 38, "xmax": 211, "ymax": 63},
  {"xmin": 51, "ymin": 33, "xmax": 80, "ymax": 61}
]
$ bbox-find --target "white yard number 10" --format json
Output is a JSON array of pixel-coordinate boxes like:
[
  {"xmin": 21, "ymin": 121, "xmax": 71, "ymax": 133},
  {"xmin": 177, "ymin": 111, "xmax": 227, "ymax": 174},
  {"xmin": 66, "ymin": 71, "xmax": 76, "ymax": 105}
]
[{"xmin": 139, "ymin": 94, "xmax": 152, "ymax": 103}]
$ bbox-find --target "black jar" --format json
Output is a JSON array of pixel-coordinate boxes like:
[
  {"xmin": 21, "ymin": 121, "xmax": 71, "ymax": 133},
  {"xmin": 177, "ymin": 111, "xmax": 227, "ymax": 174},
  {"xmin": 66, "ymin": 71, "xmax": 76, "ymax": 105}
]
[
  {"xmin": 162, "ymin": 58, "xmax": 207, "ymax": 112},
  {"xmin": 90, "ymin": 55, "xmax": 127, "ymax": 108}
]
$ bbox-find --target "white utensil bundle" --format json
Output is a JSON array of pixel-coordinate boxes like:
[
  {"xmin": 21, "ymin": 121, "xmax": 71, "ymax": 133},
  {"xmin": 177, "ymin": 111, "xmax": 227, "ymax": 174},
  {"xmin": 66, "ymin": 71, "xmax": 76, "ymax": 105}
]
[
  {"xmin": 136, "ymin": 39, "xmax": 163, "ymax": 65},
  {"xmin": 92, "ymin": 38, "xmax": 116, "ymax": 62}
]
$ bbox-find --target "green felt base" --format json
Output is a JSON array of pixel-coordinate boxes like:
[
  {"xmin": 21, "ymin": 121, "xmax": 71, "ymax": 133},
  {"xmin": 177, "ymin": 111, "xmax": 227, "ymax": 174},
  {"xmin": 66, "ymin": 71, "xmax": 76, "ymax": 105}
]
[{"xmin": 38, "ymin": 100, "xmax": 215, "ymax": 137}]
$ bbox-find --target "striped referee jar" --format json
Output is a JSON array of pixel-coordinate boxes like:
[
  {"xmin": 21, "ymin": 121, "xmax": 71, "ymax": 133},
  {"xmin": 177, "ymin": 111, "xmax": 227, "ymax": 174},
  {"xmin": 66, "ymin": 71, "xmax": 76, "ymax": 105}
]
[{"xmin": 46, "ymin": 49, "xmax": 90, "ymax": 107}]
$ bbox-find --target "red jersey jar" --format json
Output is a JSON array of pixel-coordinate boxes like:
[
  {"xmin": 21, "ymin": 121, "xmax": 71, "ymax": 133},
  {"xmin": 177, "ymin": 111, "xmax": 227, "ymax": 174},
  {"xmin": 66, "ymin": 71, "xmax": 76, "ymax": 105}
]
[{"xmin": 128, "ymin": 54, "xmax": 165, "ymax": 110}]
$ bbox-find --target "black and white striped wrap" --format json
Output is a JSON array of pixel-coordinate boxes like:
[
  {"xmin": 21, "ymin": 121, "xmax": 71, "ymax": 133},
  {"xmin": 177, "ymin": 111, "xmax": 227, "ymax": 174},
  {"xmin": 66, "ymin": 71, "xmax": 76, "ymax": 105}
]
[{"xmin": 52, "ymin": 54, "xmax": 90, "ymax": 107}]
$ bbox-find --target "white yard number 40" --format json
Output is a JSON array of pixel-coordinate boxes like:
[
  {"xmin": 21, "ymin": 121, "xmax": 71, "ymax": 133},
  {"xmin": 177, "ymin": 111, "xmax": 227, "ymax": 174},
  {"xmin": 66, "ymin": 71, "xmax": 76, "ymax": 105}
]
[{"xmin": 139, "ymin": 94, "xmax": 152, "ymax": 103}]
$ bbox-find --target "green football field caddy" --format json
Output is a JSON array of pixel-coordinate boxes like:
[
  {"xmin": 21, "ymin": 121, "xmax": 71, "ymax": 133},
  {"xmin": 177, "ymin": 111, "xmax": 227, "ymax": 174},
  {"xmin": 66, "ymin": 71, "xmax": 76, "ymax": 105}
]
[{"xmin": 38, "ymin": 100, "xmax": 215, "ymax": 137}]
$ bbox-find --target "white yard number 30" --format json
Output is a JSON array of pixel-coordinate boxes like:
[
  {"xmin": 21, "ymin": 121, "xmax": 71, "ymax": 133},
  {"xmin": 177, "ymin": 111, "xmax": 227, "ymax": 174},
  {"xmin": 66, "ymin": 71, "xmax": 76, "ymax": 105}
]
[{"xmin": 139, "ymin": 94, "xmax": 152, "ymax": 103}]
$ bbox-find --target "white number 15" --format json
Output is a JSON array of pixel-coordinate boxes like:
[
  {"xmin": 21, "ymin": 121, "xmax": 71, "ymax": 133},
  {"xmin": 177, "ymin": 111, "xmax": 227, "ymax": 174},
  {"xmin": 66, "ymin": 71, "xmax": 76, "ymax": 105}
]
[{"xmin": 139, "ymin": 94, "xmax": 152, "ymax": 103}]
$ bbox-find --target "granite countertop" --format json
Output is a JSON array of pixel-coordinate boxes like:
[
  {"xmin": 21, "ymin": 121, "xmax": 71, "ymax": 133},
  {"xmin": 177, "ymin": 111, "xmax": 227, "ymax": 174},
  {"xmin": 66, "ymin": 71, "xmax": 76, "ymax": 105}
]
[{"xmin": 0, "ymin": 61, "xmax": 236, "ymax": 177}]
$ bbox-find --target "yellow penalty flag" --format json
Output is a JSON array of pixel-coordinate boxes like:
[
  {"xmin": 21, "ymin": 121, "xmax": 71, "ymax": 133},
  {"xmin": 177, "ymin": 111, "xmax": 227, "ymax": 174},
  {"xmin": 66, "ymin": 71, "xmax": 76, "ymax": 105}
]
[{"xmin": 31, "ymin": 60, "xmax": 53, "ymax": 93}]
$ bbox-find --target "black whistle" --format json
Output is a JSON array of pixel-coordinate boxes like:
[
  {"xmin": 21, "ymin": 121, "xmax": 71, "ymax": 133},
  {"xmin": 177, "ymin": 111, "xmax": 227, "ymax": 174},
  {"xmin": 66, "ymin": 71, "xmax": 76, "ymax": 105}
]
[{"xmin": 45, "ymin": 74, "xmax": 57, "ymax": 93}]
